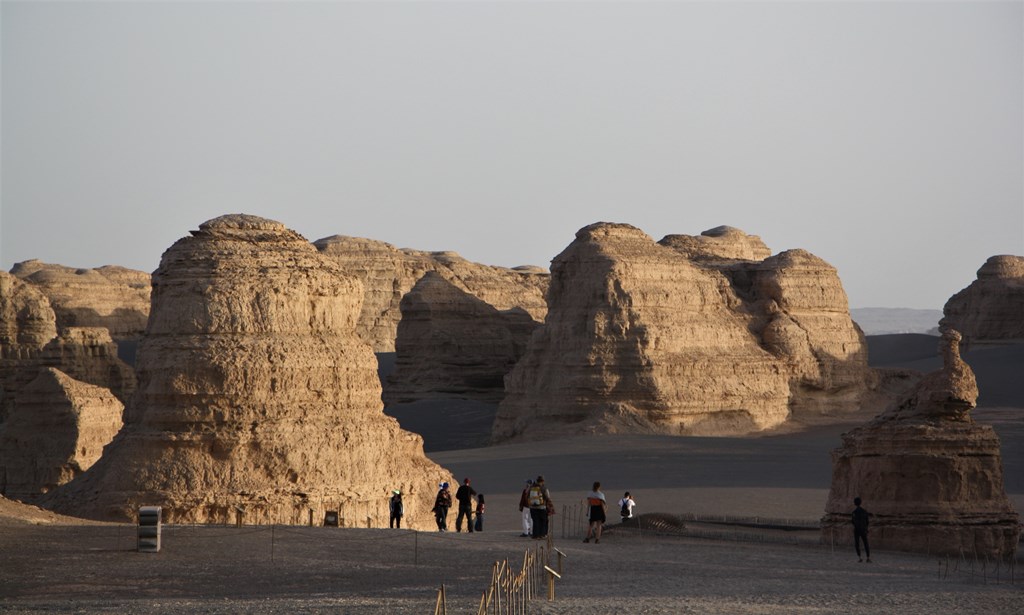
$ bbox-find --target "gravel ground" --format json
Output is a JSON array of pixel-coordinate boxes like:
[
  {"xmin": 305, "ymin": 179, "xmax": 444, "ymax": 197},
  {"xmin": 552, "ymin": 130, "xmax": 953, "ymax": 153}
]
[{"xmin": 1, "ymin": 519, "xmax": 1020, "ymax": 614}]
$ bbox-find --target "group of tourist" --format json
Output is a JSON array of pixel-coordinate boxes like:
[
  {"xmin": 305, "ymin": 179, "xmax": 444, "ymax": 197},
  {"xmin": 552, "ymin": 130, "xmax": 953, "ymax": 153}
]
[
  {"xmin": 394, "ymin": 479, "xmax": 870, "ymax": 563},
  {"xmin": 429, "ymin": 478, "xmax": 486, "ymax": 532}
]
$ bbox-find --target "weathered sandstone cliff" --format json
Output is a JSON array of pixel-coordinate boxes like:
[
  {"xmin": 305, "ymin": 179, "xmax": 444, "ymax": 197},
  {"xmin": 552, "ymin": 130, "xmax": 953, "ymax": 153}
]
[
  {"xmin": 11, "ymin": 260, "xmax": 150, "ymax": 343},
  {"xmin": 385, "ymin": 272, "xmax": 540, "ymax": 404},
  {"xmin": 1, "ymin": 275, "xmax": 134, "ymax": 423},
  {"xmin": 493, "ymin": 223, "xmax": 871, "ymax": 440},
  {"xmin": 821, "ymin": 329, "xmax": 1020, "ymax": 558},
  {"xmin": 314, "ymin": 235, "xmax": 548, "ymax": 351},
  {"xmin": 0, "ymin": 368, "xmax": 123, "ymax": 501},
  {"xmin": 941, "ymin": 255, "xmax": 1024, "ymax": 344},
  {"xmin": 42, "ymin": 215, "xmax": 451, "ymax": 527},
  {"xmin": 0, "ymin": 271, "xmax": 57, "ymax": 356}
]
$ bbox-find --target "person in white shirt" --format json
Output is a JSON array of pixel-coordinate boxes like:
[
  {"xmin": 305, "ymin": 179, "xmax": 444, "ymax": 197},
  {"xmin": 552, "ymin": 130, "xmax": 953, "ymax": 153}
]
[{"xmin": 618, "ymin": 492, "xmax": 636, "ymax": 521}]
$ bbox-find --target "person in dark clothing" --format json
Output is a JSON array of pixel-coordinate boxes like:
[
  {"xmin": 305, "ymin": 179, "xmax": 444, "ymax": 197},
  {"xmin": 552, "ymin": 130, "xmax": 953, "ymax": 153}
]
[
  {"xmin": 528, "ymin": 475, "xmax": 552, "ymax": 539},
  {"xmin": 852, "ymin": 496, "xmax": 871, "ymax": 562},
  {"xmin": 474, "ymin": 494, "xmax": 485, "ymax": 531},
  {"xmin": 389, "ymin": 490, "xmax": 404, "ymax": 529},
  {"xmin": 455, "ymin": 477, "xmax": 478, "ymax": 533},
  {"xmin": 433, "ymin": 482, "xmax": 452, "ymax": 532}
]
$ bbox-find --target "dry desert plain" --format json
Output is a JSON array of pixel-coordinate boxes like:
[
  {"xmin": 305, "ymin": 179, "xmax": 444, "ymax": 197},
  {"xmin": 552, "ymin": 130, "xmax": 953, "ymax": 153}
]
[{"xmin": 1, "ymin": 336, "xmax": 1022, "ymax": 614}]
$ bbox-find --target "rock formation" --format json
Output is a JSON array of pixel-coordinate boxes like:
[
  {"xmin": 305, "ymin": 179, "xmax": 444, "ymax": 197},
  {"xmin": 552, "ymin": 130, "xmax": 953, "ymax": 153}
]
[
  {"xmin": 42, "ymin": 215, "xmax": 452, "ymax": 527},
  {"xmin": 0, "ymin": 271, "xmax": 57, "ymax": 355},
  {"xmin": 940, "ymin": 255, "xmax": 1024, "ymax": 344},
  {"xmin": 314, "ymin": 235, "xmax": 548, "ymax": 352},
  {"xmin": 493, "ymin": 223, "xmax": 871, "ymax": 440},
  {"xmin": 11, "ymin": 260, "xmax": 151, "ymax": 343},
  {"xmin": 0, "ymin": 368, "xmax": 123, "ymax": 501},
  {"xmin": 385, "ymin": 272, "xmax": 540, "ymax": 404},
  {"xmin": 37, "ymin": 327, "xmax": 137, "ymax": 404},
  {"xmin": 821, "ymin": 329, "xmax": 1020, "ymax": 558},
  {"xmin": 1, "ymin": 274, "xmax": 134, "ymax": 423}
]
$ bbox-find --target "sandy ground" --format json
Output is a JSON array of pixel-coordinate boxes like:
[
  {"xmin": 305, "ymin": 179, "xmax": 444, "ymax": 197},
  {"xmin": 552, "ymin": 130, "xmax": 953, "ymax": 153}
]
[{"xmin": 2, "ymin": 337, "xmax": 1022, "ymax": 613}]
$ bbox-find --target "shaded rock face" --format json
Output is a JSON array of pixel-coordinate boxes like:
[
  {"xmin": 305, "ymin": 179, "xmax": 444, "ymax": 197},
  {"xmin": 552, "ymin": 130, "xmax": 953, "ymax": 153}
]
[
  {"xmin": 38, "ymin": 328, "xmax": 136, "ymax": 404},
  {"xmin": 385, "ymin": 272, "xmax": 540, "ymax": 404},
  {"xmin": 0, "ymin": 368, "xmax": 123, "ymax": 501},
  {"xmin": 11, "ymin": 260, "xmax": 151, "ymax": 343},
  {"xmin": 314, "ymin": 235, "xmax": 548, "ymax": 352},
  {"xmin": 493, "ymin": 222, "xmax": 871, "ymax": 441},
  {"xmin": 941, "ymin": 255, "xmax": 1024, "ymax": 344},
  {"xmin": 1, "ymin": 275, "xmax": 133, "ymax": 425},
  {"xmin": 822, "ymin": 329, "xmax": 1020, "ymax": 558},
  {"xmin": 42, "ymin": 215, "xmax": 451, "ymax": 527}
]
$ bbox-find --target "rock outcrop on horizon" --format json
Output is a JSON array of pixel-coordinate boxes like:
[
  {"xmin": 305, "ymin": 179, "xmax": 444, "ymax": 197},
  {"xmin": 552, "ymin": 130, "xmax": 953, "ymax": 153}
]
[
  {"xmin": 0, "ymin": 368, "xmax": 123, "ymax": 501},
  {"xmin": 940, "ymin": 255, "xmax": 1024, "ymax": 345},
  {"xmin": 821, "ymin": 329, "xmax": 1019, "ymax": 558},
  {"xmin": 314, "ymin": 235, "xmax": 548, "ymax": 352},
  {"xmin": 493, "ymin": 223, "xmax": 872, "ymax": 441},
  {"xmin": 42, "ymin": 215, "xmax": 452, "ymax": 528},
  {"xmin": 385, "ymin": 272, "xmax": 540, "ymax": 404},
  {"xmin": 11, "ymin": 260, "xmax": 151, "ymax": 343}
]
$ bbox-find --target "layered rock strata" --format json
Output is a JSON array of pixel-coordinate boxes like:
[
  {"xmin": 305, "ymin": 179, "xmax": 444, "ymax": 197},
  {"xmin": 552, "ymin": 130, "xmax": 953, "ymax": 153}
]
[
  {"xmin": 42, "ymin": 215, "xmax": 451, "ymax": 527},
  {"xmin": 821, "ymin": 329, "xmax": 1020, "ymax": 558},
  {"xmin": 1, "ymin": 274, "xmax": 134, "ymax": 423},
  {"xmin": 11, "ymin": 260, "xmax": 151, "ymax": 343},
  {"xmin": 314, "ymin": 235, "xmax": 548, "ymax": 351},
  {"xmin": 941, "ymin": 255, "xmax": 1024, "ymax": 344},
  {"xmin": 493, "ymin": 223, "xmax": 871, "ymax": 440},
  {"xmin": 0, "ymin": 368, "xmax": 123, "ymax": 501},
  {"xmin": 385, "ymin": 272, "xmax": 540, "ymax": 404}
]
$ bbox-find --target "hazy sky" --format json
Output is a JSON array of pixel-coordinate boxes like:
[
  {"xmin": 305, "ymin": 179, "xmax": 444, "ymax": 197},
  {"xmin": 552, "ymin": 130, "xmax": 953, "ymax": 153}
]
[{"xmin": 2, "ymin": 1, "xmax": 1021, "ymax": 310}]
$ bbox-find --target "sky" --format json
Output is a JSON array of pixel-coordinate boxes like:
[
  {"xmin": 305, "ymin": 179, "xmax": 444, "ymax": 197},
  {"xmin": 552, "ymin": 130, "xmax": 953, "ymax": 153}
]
[{"xmin": 1, "ymin": 1, "xmax": 1021, "ymax": 310}]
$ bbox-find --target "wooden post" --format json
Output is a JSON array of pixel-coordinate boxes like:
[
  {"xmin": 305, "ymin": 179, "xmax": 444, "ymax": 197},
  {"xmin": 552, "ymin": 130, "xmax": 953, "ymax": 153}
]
[
  {"xmin": 554, "ymin": 548, "xmax": 567, "ymax": 576},
  {"xmin": 434, "ymin": 584, "xmax": 446, "ymax": 615},
  {"xmin": 544, "ymin": 565, "xmax": 561, "ymax": 601},
  {"xmin": 308, "ymin": 508, "xmax": 314, "ymax": 527}
]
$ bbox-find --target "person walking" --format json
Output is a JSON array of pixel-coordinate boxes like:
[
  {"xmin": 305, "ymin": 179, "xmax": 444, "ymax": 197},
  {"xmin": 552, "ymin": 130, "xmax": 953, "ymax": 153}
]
[
  {"xmin": 852, "ymin": 496, "xmax": 871, "ymax": 562},
  {"xmin": 455, "ymin": 477, "xmax": 478, "ymax": 533},
  {"xmin": 433, "ymin": 482, "xmax": 452, "ymax": 532},
  {"xmin": 389, "ymin": 490, "xmax": 404, "ymax": 529},
  {"xmin": 528, "ymin": 475, "xmax": 552, "ymax": 539},
  {"xmin": 518, "ymin": 479, "xmax": 534, "ymax": 537},
  {"xmin": 583, "ymin": 481, "xmax": 606, "ymax": 543},
  {"xmin": 474, "ymin": 494, "xmax": 485, "ymax": 532},
  {"xmin": 618, "ymin": 492, "xmax": 636, "ymax": 521}
]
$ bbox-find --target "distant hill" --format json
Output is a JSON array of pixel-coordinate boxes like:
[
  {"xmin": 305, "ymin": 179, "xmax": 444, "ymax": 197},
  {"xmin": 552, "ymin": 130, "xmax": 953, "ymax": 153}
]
[{"xmin": 851, "ymin": 307, "xmax": 942, "ymax": 335}]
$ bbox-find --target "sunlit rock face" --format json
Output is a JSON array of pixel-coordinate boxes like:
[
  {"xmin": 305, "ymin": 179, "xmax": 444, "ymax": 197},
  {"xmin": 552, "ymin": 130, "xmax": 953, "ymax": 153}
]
[
  {"xmin": 941, "ymin": 255, "xmax": 1024, "ymax": 344},
  {"xmin": 493, "ymin": 222, "xmax": 871, "ymax": 441},
  {"xmin": 314, "ymin": 235, "xmax": 547, "ymax": 352},
  {"xmin": 11, "ymin": 260, "xmax": 151, "ymax": 343},
  {"xmin": 822, "ymin": 329, "xmax": 1020, "ymax": 558},
  {"xmin": 0, "ymin": 368, "xmax": 123, "ymax": 501},
  {"xmin": 384, "ymin": 272, "xmax": 539, "ymax": 404},
  {"xmin": 42, "ymin": 215, "xmax": 451, "ymax": 527}
]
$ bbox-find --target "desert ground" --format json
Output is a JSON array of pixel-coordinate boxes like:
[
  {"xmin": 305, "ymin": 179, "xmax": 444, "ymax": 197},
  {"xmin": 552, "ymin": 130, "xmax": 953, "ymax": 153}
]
[{"xmin": 1, "ymin": 336, "xmax": 1022, "ymax": 613}]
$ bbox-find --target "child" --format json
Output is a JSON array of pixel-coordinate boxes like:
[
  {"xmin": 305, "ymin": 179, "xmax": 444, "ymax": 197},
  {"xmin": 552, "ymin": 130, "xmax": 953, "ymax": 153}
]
[{"xmin": 474, "ymin": 494, "xmax": 485, "ymax": 531}]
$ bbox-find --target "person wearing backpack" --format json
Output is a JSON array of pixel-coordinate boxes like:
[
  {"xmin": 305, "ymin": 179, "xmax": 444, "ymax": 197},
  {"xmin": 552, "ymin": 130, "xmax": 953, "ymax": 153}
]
[
  {"xmin": 618, "ymin": 492, "xmax": 636, "ymax": 521},
  {"xmin": 528, "ymin": 475, "xmax": 552, "ymax": 539}
]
